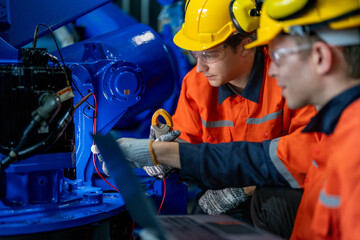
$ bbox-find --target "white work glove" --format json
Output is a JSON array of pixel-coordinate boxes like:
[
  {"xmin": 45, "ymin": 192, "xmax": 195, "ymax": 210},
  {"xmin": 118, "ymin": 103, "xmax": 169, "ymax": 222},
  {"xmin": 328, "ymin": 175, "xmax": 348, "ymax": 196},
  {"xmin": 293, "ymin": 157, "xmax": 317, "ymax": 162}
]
[
  {"xmin": 91, "ymin": 144, "xmax": 110, "ymax": 176},
  {"xmin": 198, "ymin": 188, "xmax": 250, "ymax": 215},
  {"xmin": 91, "ymin": 130, "xmax": 180, "ymax": 176},
  {"xmin": 142, "ymin": 126, "xmax": 179, "ymax": 178},
  {"xmin": 143, "ymin": 164, "xmax": 174, "ymax": 178},
  {"xmin": 117, "ymin": 130, "xmax": 180, "ymax": 168}
]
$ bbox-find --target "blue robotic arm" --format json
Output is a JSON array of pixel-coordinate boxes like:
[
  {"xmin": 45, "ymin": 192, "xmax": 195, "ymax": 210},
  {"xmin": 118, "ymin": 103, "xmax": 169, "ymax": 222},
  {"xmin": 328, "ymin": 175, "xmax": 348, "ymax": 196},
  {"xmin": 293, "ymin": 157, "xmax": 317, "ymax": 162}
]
[
  {"xmin": 63, "ymin": 23, "xmax": 178, "ymax": 183},
  {"xmin": 0, "ymin": 0, "xmax": 185, "ymax": 237}
]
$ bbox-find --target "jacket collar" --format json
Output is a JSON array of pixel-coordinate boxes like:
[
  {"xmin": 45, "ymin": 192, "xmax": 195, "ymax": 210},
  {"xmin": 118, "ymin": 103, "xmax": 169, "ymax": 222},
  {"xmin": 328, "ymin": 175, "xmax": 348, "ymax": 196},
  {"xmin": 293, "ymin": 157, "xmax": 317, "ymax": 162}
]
[
  {"xmin": 218, "ymin": 50, "xmax": 265, "ymax": 105},
  {"xmin": 303, "ymin": 84, "xmax": 360, "ymax": 135}
]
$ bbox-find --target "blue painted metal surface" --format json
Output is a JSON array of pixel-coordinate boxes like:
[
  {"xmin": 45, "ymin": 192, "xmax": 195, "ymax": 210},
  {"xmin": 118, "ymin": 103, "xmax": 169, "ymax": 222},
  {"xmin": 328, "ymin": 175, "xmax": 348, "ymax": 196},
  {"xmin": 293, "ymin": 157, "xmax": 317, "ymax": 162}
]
[
  {"xmin": 0, "ymin": 0, "xmax": 111, "ymax": 48},
  {"xmin": 3, "ymin": 153, "xmax": 73, "ymax": 207},
  {"xmin": 152, "ymin": 174, "xmax": 188, "ymax": 215},
  {"xmin": 0, "ymin": 191, "xmax": 127, "ymax": 236},
  {"xmin": 0, "ymin": 0, "xmax": 11, "ymax": 31},
  {"xmin": 0, "ymin": 153, "xmax": 128, "ymax": 235},
  {"xmin": 157, "ymin": 0, "xmax": 180, "ymax": 6},
  {"xmin": 0, "ymin": 0, "xmax": 188, "ymax": 236},
  {"xmin": 157, "ymin": 0, "xmax": 193, "ymax": 114},
  {"xmin": 0, "ymin": 37, "xmax": 17, "ymax": 62},
  {"xmin": 75, "ymin": 2, "xmax": 138, "ymax": 39},
  {"xmin": 56, "ymin": 23, "xmax": 177, "ymax": 183}
]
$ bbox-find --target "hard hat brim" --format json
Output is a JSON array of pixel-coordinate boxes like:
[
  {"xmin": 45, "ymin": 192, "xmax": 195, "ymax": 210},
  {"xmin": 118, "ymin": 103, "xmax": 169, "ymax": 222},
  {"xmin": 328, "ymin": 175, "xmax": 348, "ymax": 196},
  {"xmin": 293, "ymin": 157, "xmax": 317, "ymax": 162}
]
[
  {"xmin": 174, "ymin": 28, "xmax": 231, "ymax": 51},
  {"xmin": 247, "ymin": 0, "xmax": 360, "ymax": 49}
]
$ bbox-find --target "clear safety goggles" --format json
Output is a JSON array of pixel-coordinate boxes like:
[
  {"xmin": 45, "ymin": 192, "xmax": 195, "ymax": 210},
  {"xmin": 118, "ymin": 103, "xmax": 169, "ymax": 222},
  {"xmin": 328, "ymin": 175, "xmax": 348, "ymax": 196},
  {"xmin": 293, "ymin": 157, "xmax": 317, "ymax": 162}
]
[
  {"xmin": 189, "ymin": 45, "xmax": 229, "ymax": 64},
  {"xmin": 269, "ymin": 44, "xmax": 312, "ymax": 66}
]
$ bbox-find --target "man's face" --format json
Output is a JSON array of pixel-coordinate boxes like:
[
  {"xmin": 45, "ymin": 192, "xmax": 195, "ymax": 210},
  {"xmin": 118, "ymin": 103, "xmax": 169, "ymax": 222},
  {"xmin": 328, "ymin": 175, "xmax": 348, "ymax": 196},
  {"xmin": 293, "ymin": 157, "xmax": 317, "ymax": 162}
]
[
  {"xmin": 268, "ymin": 36, "xmax": 316, "ymax": 109},
  {"xmin": 192, "ymin": 43, "xmax": 248, "ymax": 87}
]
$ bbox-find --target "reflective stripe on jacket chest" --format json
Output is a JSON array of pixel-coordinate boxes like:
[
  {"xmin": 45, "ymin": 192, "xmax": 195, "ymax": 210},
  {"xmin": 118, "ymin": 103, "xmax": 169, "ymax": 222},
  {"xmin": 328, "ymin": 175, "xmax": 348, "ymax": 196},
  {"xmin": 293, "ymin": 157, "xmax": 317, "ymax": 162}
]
[{"xmin": 201, "ymin": 110, "xmax": 283, "ymax": 128}]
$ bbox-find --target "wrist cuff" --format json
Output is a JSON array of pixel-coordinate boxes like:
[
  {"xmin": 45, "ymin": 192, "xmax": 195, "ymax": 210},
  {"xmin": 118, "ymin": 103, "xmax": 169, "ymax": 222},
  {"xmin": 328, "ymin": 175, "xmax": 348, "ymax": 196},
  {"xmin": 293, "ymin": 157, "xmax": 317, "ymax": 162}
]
[{"xmin": 148, "ymin": 140, "xmax": 159, "ymax": 165}]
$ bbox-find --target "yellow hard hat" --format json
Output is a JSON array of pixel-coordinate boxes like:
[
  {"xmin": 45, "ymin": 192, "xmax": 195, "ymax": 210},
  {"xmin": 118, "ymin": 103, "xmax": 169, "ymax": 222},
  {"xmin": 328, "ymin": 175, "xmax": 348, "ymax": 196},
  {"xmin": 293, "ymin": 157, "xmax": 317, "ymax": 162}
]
[
  {"xmin": 174, "ymin": 0, "xmax": 237, "ymax": 51},
  {"xmin": 247, "ymin": 0, "xmax": 360, "ymax": 48}
]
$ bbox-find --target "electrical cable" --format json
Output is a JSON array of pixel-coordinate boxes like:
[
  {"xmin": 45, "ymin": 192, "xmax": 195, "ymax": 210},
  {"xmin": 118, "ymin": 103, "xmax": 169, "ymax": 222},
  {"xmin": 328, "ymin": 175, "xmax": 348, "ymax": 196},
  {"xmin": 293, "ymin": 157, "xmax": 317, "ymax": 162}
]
[
  {"xmin": 144, "ymin": 178, "xmax": 157, "ymax": 191},
  {"xmin": 130, "ymin": 221, "xmax": 135, "ymax": 240},
  {"xmin": 74, "ymin": 92, "xmax": 92, "ymax": 109},
  {"xmin": 92, "ymin": 154, "xmax": 119, "ymax": 191},
  {"xmin": 32, "ymin": 24, "xmax": 65, "ymax": 66},
  {"xmin": 1, "ymin": 108, "xmax": 71, "ymax": 170},
  {"xmin": 18, "ymin": 91, "xmax": 92, "ymax": 157},
  {"xmin": 91, "ymin": 93, "xmax": 119, "ymax": 192},
  {"xmin": 0, "ymin": 92, "xmax": 92, "ymax": 171},
  {"xmin": 154, "ymin": 167, "xmax": 177, "ymax": 180},
  {"xmin": 157, "ymin": 176, "xmax": 166, "ymax": 215},
  {"xmin": 90, "ymin": 93, "xmax": 135, "ymax": 239},
  {"xmin": 32, "ymin": 24, "xmax": 70, "ymax": 87},
  {"xmin": 31, "ymin": 23, "xmax": 95, "ymax": 110},
  {"xmin": 83, "ymin": 106, "xmax": 96, "ymax": 119},
  {"xmin": 0, "ymin": 145, "xmax": 10, "ymax": 155}
]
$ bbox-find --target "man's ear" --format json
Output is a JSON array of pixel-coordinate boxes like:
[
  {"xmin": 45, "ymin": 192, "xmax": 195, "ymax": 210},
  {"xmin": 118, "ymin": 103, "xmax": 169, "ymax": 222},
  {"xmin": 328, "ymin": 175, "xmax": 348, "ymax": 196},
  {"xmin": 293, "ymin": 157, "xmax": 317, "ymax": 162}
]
[
  {"xmin": 312, "ymin": 41, "xmax": 332, "ymax": 75},
  {"xmin": 240, "ymin": 38, "xmax": 253, "ymax": 56}
]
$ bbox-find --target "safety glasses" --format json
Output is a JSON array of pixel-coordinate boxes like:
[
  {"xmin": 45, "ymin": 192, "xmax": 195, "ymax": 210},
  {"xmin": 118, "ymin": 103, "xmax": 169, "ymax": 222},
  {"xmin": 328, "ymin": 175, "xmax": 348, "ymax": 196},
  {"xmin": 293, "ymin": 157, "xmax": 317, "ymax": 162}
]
[
  {"xmin": 189, "ymin": 45, "xmax": 228, "ymax": 64},
  {"xmin": 269, "ymin": 44, "xmax": 312, "ymax": 66}
]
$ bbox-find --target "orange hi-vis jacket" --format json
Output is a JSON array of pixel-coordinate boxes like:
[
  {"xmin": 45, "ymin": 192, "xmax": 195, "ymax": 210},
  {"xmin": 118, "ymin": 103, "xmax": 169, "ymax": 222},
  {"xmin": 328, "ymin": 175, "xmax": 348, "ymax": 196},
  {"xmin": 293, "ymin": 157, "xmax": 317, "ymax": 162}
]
[
  {"xmin": 177, "ymin": 69, "xmax": 360, "ymax": 240},
  {"xmin": 172, "ymin": 50, "xmax": 314, "ymax": 144},
  {"xmin": 173, "ymin": 50, "xmax": 316, "ymax": 188},
  {"xmin": 291, "ymin": 85, "xmax": 360, "ymax": 240}
]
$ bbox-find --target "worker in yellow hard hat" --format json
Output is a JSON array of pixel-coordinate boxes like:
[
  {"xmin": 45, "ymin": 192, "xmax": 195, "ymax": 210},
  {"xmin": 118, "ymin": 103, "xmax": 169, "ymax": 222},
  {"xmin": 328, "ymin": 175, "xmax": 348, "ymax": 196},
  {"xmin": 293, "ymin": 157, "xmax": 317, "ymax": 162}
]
[
  {"xmin": 137, "ymin": 0, "xmax": 316, "ymax": 233},
  {"xmin": 245, "ymin": 0, "xmax": 360, "ymax": 239}
]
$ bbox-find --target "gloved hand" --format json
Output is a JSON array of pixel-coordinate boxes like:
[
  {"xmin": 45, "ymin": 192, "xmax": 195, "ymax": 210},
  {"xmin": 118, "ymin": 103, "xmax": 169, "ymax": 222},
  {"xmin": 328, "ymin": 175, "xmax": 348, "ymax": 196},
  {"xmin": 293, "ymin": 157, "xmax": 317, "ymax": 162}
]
[
  {"xmin": 91, "ymin": 130, "xmax": 180, "ymax": 176},
  {"xmin": 91, "ymin": 138, "xmax": 150, "ymax": 175},
  {"xmin": 142, "ymin": 126, "xmax": 180, "ymax": 178},
  {"xmin": 117, "ymin": 130, "xmax": 180, "ymax": 168},
  {"xmin": 198, "ymin": 188, "xmax": 250, "ymax": 215},
  {"xmin": 143, "ymin": 164, "xmax": 174, "ymax": 178},
  {"xmin": 91, "ymin": 144, "xmax": 110, "ymax": 176}
]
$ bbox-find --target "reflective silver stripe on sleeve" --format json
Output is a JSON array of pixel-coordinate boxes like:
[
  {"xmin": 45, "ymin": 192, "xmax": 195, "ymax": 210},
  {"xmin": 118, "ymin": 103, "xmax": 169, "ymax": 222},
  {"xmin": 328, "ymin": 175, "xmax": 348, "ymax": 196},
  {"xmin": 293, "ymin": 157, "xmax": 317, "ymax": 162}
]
[
  {"xmin": 312, "ymin": 160, "xmax": 319, "ymax": 168},
  {"xmin": 246, "ymin": 110, "xmax": 283, "ymax": 124},
  {"xmin": 201, "ymin": 118, "xmax": 234, "ymax": 128},
  {"xmin": 269, "ymin": 138, "xmax": 300, "ymax": 188},
  {"xmin": 319, "ymin": 188, "xmax": 340, "ymax": 208}
]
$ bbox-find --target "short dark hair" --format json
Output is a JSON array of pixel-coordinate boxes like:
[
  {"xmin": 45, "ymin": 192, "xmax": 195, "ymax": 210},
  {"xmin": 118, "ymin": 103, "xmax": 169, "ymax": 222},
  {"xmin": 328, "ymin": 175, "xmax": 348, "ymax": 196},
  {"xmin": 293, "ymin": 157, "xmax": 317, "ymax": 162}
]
[
  {"xmin": 224, "ymin": 32, "xmax": 257, "ymax": 52},
  {"xmin": 343, "ymin": 45, "xmax": 360, "ymax": 78}
]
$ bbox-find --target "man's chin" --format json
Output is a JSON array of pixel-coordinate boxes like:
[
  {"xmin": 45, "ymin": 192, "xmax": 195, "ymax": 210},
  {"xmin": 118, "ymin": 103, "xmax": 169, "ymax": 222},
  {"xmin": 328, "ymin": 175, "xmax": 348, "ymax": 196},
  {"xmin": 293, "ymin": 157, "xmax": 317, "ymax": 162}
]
[
  {"xmin": 208, "ymin": 80, "xmax": 221, "ymax": 87},
  {"xmin": 287, "ymin": 100, "xmax": 307, "ymax": 110}
]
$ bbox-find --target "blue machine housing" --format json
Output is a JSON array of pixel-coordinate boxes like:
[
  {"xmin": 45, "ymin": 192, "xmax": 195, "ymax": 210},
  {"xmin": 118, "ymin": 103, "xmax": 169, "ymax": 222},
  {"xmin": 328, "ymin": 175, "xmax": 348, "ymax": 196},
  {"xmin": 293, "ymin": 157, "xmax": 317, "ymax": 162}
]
[
  {"xmin": 61, "ymin": 23, "xmax": 178, "ymax": 183},
  {"xmin": 0, "ymin": 0, "xmax": 188, "ymax": 237}
]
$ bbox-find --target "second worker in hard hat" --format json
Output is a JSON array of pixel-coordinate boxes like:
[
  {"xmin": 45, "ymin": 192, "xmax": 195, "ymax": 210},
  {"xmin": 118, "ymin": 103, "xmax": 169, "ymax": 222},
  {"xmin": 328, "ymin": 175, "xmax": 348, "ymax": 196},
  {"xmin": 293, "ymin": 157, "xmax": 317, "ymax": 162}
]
[
  {"xmin": 168, "ymin": 0, "xmax": 314, "ymax": 232},
  {"xmin": 246, "ymin": 0, "xmax": 360, "ymax": 238}
]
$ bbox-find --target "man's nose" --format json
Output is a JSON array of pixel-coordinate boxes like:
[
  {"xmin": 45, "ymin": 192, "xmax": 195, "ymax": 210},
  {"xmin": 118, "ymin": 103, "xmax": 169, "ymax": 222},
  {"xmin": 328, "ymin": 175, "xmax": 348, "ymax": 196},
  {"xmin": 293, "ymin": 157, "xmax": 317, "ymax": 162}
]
[
  {"xmin": 268, "ymin": 60, "xmax": 278, "ymax": 78},
  {"xmin": 196, "ymin": 58, "xmax": 208, "ymax": 73}
]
